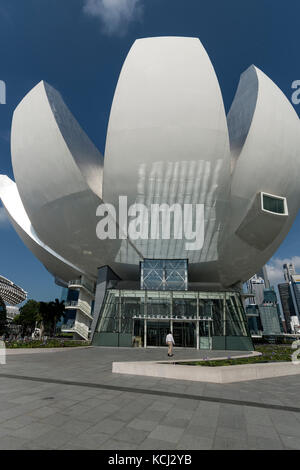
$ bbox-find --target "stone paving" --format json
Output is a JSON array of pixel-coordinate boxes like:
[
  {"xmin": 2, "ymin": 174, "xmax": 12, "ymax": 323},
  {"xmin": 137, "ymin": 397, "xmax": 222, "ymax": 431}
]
[{"xmin": 0, "ymin": 346, "xmax": 300, "ymax": 450}]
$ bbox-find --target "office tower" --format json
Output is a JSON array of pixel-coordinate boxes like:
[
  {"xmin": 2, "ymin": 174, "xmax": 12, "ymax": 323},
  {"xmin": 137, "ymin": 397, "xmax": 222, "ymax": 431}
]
[
  {"xmin": 246, "ymin": 274, "xmax": 265, "ymax": 305},
  {"xmin": 278, "ymin": 282, "xmax": 296, "ymax": 333},
  {"xmin": 290, "ymin": 275, "xmax": 300, "ymax": 317},
  {"xmin": 283, "ymin": 263, "xmax": 296, "ymax": 282},
  {"xmin": 257, "ymin": 266, "xmax": 270, "ymax": 288}
]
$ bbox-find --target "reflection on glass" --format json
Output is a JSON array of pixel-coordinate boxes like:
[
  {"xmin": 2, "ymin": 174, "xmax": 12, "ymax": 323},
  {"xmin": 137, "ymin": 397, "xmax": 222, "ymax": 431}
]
[{"xmin": 96, "ymin": 289, "xmax": 251, "ymax": 348}]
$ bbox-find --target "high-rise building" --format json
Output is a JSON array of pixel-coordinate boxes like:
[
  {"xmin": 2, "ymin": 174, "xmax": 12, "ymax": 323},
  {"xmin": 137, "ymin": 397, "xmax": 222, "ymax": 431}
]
[
  {"xmin": 291, "ymin": 275, "xmax": 300, "ymax": 317},
  {"xmin": 278, "ymin": 264, "xmax": 300, "ymax": 333},
  {"xmin": 258, "ymin": 304, "xmax": 282, "ymax": 335},
  {"xmin": 278, "ymin": 282, "xmax": 296, "ymax": 333},
  {"xmin": 283, "ymin": 263, "xmax": 296, "ymax": 282},
  {"xmin": 257, "ymin": 266, "xmax": 270, "ymax": 288},
  {"xmin": 246, "ymin": 274, "xmax": 265, "ymax": 305},
  {"xmin": 246, "ymin": 285, "xmax": 283, "ymax": 336}
]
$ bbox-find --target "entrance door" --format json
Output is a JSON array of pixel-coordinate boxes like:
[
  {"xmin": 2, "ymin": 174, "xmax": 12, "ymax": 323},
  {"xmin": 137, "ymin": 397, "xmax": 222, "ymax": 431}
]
[
  {"xmin": 147, "ymin": 321, "xmax": 170, "ymax": 347},
  {"xmin": 173, "ymin": 322, "xmax": 196, "ymax": 348},
  {"xmin": 199, "ymin": 320, "xmax": 212, "ymax": 349},
  {"xmin": 133, "ymin": 319, "xmax": 144, "ymax": 347}
]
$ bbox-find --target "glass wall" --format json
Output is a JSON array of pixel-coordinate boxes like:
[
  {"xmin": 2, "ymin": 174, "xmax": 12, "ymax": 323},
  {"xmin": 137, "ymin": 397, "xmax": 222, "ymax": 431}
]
[
  {"xmin": 93, "ymin": 289, "xmax": 253, "ymax": 350},
  {"xmin": 141, "ymin": 259, "xmax": 188, "ymax": 290},
  {"xmin": 173, "ymin": 292, "xmax": 197, "ymax": 319},
  {"xmin": 173, "ymin": 322, "xmax": 196, "ymax": 348}
]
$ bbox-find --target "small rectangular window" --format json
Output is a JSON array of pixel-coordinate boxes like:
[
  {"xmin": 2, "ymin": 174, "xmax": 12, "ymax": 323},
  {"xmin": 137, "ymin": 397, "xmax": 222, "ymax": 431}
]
[{"xmin": 262, "ymin": 194, "xmax": 285, "ymax": 214}]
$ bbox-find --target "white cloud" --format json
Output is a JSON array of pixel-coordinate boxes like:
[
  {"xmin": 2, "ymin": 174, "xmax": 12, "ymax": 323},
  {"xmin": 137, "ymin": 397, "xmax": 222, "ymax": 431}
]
[
  {"xmin": 83, "ymin": 0, "xmax": 143, "ymax": 36},
  {"xmin": 266, "ymin": 256, "xmax": 300, "ymax": 288}
]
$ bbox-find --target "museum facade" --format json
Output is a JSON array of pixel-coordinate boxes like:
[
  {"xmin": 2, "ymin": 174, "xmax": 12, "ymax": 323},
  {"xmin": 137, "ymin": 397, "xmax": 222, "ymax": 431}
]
[{"xmin": 1, "ymin": 37, "xmax": 300, "ymax": 350}]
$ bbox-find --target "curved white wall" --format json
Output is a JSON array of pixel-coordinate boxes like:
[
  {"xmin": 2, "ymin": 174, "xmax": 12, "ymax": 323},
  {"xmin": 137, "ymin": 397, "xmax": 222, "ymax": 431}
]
[
  {"xmin": 104, "ymin": 37, "xmax": 231, "ymax": 278},
  {"xmin": 0, "ymin": 175, "xmax": 85, "ymax": 282},
  {"xmin": 219, "ymin": 66, "xmax": 300, "ymax": 286},
  {"xmin": 4, "ymin": 38, "xmax": 300, "ymax": 286}
]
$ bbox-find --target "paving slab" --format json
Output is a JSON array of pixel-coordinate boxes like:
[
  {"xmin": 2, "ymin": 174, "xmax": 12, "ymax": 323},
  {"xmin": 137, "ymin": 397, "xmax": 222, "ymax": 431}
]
[{"xmin": 0, "ymin": 346, "xmax": 299, "ymax": 450}]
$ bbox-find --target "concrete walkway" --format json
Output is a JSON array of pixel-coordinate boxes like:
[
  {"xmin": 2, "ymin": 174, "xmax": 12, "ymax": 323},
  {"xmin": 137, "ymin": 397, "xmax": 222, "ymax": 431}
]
[{"xmin": 0, "ymin": 346, "xmax": 299, "ymax": 450}]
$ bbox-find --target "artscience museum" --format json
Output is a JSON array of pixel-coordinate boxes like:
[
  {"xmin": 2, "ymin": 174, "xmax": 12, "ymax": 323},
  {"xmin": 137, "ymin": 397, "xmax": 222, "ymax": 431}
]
[{"xmin": 1, "ymin": 37, "xmax": 300, "ymax": 350}]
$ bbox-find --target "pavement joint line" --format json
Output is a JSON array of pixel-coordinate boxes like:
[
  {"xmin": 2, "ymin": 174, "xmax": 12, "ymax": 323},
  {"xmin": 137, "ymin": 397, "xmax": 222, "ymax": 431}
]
[{"xmin": 0, "ymin": 372, "xmax": 299, "ymax": 414}]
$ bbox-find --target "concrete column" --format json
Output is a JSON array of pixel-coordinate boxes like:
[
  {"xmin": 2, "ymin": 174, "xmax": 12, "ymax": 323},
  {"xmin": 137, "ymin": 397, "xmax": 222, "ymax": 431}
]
[
  {"xmin": 91, "ymin": 266, "xmax": 121, "ymax": 341},
  {"xmin": 118, "ymin": 290, "xmax": 122, "ymax": 335},
  {"xmin": 196, "ymin": 293, "xmax": 200, "ymax": 349}
]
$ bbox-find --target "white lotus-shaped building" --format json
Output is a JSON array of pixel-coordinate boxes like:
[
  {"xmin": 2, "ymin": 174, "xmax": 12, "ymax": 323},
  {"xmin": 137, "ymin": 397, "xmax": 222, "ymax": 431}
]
[{"xmin": 1, "ymin": 37, "xmax": 299, "ymax": 348}]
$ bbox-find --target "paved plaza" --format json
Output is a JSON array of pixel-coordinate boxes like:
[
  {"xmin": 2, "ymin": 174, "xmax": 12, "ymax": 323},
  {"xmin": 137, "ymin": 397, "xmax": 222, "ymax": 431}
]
[{"xmin": 0, "ymin": 346, "xmax": 300, "ymax": 450}]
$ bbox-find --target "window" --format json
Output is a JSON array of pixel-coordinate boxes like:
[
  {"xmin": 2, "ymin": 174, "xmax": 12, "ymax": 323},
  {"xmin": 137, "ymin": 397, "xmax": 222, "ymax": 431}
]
[
  {"xmin": 262, "ymin": 194, "xmax": 285, "ymax": 214},
  {"xmin": 140, "ymin": 259, "xmax": 188, "ymax": 290}
]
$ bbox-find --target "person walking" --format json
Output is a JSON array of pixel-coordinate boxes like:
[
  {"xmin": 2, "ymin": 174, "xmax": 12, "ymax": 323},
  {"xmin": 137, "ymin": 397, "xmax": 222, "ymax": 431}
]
[{"xmin": 166, "ymin": 331, "xmax": 175, "ymax": 357}]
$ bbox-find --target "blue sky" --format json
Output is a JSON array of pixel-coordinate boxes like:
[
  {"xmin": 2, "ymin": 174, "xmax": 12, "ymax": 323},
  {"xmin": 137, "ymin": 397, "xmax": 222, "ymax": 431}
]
[{"xmin": 0, "ymin": 0, "xmax": 299, "ymax": 301}]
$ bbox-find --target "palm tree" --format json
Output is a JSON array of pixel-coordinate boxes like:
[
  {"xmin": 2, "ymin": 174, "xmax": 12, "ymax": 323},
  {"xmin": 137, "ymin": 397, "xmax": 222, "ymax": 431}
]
[
  {"xmin": 37, "ymin": 299, "xmax": 66, "ymax": 339},
  {"xmin": 0, "ymin": 296, "xmax": 7, "ymax": 336},
  {"xmin": 50, "ymin": 299, "xmax": 66, "ymax": 336}
]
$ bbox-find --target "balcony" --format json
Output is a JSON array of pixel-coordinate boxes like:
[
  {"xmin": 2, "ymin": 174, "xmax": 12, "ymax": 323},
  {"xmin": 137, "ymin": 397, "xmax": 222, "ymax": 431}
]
[
  {"xmin": 68, "ymin": 279, "xmax": 95, "ymax": 296},
  {"xmin": 65, "ymin": 300, "xmax": 93, "ymax": 320},
  {"xmin": 61, "ymin": 321, "xmax": 89, "ymax": 340}
]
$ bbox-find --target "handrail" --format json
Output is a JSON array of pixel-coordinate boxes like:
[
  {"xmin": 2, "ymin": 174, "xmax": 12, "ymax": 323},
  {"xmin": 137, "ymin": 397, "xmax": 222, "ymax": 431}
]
[
  {"xmin": 61, "ymin": 322, "xmax": 88, "ymax": 340},
  {"xmin": 68, "ymin": 279, "xmax": 94, "ymax": 294},
  {"xmin": 65, "ymin": 300, "xmax": 92, "ymax": 317}
]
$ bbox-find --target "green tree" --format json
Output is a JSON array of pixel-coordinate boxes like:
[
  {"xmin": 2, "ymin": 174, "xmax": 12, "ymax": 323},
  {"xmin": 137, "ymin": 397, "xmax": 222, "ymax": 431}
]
[
  {"xmin": 50, "ymin": 299, "xmax": 66, "ymax": 336},
  {"xmin": 0, "ymin": 296, "xmax": 7, "ymax": 335},
  {"xmin": 37, "ymin": 301, "xmax": 51, "ymax": 338},
  {"xmin": 16, "ymin": 299, "xmax": 39, "ymax": 333},
  {"xmin": 37, "ymin": 299, "xmax": 65, "ymax": 337}
]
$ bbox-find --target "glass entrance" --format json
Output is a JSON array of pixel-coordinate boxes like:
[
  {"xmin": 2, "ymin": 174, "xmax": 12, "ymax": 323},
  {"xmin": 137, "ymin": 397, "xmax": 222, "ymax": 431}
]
[
  {"xmin": 173, "ymin": 321, "xmax": 196, "ymax": 347},
  {"xmin": 199, "ymin": 320, "xmax": 212, "ymax": 349},
  {"xmin": 147, "ymin": 321, "xmax": 170, "ymax": 347}
]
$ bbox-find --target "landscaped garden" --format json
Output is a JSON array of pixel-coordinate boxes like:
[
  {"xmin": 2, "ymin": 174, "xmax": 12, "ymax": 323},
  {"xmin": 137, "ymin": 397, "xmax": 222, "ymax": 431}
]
[
  {"xmin": 179, "ymin": 344, "xmax": 298, "ymax": 367},
  {"xmin": 5, "ymin": 339, "xmax": 90, "ymax": 349}
]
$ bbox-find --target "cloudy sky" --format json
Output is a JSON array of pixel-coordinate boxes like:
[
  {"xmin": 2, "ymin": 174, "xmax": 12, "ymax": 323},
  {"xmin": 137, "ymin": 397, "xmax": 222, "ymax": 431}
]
[{"xmin": 0, "ymin": 0, "xmax": 299, "ymax": 301}]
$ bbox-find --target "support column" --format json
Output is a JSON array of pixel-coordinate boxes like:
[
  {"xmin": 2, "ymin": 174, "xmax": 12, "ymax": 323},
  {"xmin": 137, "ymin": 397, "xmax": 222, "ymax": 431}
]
[
  {"xmin": 91, "ymin": 266, "xmax": 121, "ymax": 341},
  {"xmin": 223, "ymin": 293, "xmax": 226, "ymax": 336},
  {"xmin": 118, "ymin": 290, "xmax": 122, "ymax": 340},
  {"xmin": 144, "ymin": 319, "xmax": 147, "ymax": 348},
  {"xmin": 208, "ymin": 320, "xmax": 211, "ymax": 349},
  {"xmin": 196, "ymin": 293, "xmax": 200, "ymax": 349}
]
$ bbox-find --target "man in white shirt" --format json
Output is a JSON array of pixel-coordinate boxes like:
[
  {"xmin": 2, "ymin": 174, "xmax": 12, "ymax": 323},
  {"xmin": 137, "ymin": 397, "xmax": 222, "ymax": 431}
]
[{"xmin": 166, "ymin": 331, "xmax": 175, "ymax": 357}]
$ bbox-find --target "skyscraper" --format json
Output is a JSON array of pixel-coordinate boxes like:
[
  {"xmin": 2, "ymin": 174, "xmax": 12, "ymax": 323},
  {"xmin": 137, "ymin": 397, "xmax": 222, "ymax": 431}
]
[
  {"xmin": 246, "ymin": 274, "xmax": 265, "ymax": 305},
  {"xmin": 246, "ymin": 270, "xmax": 283, "ymax": 336},
  {"xmin": 257, "ymin": 266, "xmax": 270, "ymax": 289},
  {"xmin": 278, "ymin": 282, "xmax": 296, "ymax": 333},
  {"xmin": 278, "ymin": 263, "xmax": 300, "ymax": 333},
  {"xmin": 283, "ymin": 263, "xmax": 296, "ymax": 282},
  {"xmin": 290, "ymin": 275, "xmax": 300, "ymax": 317}
]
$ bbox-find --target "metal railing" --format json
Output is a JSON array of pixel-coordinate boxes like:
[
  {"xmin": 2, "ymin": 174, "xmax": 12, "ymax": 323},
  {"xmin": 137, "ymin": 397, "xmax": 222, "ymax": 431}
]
[
  {"xmin": 65, "ymin": 300, "xmax": 93, "ymax": 319},
  {"xmin": 60, "ymin": 322, "xmax": 89, "ymax": 340},
  {"xmin": 68, "ymin": 279, "xmax": 95, "ymax": 295}
]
